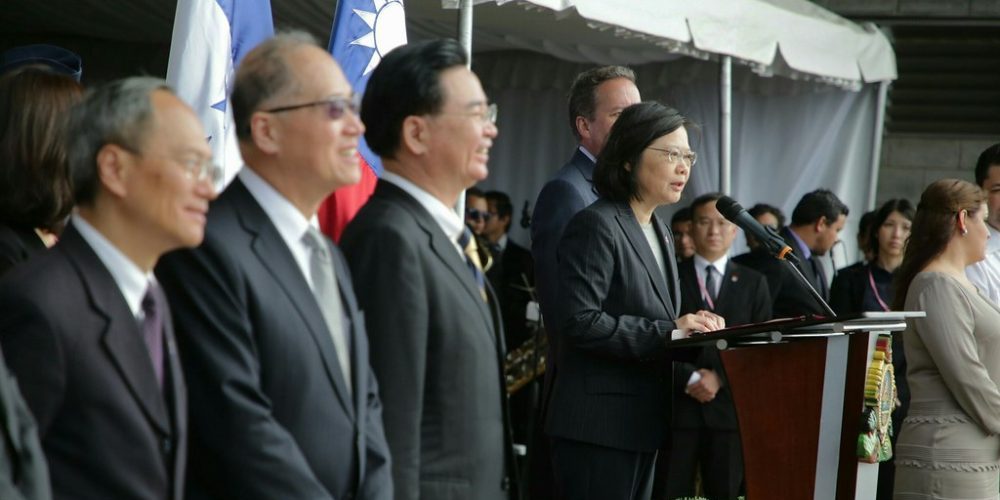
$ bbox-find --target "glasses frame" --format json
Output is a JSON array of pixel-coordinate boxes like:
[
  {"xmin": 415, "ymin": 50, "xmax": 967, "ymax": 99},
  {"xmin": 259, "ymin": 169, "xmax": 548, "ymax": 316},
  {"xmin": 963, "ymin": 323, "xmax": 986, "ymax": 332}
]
[
  {"xmin": 647, "ymin": 146, "xmax": 697, "ymax": 167},
  {"xmin": 441, "ymin": 103, "xmax": 498, "ymax": 125},
  {"xmin": 119, "ymin": 144, "xmax": 222, "ymax": 185},
  {"xmin": 262, "ymin": 94, "xmax": 361, "ymax": 120}
]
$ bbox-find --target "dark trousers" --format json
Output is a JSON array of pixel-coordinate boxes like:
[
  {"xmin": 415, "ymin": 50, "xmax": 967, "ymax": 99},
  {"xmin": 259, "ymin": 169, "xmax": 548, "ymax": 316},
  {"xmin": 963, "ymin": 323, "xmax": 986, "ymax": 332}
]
[
  {"xmin": 551, "ymin": 437, "xmax": 656, "ymax": 500},
  {"xmin": 662, "ymin": 427, "xmax": 743, "ymax": 500}
]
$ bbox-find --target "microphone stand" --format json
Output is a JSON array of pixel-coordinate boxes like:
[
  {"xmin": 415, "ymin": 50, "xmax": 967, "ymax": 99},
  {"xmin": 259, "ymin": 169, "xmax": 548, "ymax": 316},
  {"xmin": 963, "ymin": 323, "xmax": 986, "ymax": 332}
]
[
  {"xmin": 780, "ymin": 258, "xmax": 837, "ymax": 318},
  {"xmin": 761, "ymin": 225, "xmax": 837, "ymax": 318}
]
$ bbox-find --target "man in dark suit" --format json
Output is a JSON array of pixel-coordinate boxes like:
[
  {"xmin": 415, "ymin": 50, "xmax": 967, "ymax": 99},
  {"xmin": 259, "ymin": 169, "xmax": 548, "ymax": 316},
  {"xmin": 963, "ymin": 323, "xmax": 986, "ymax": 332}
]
[
  {"xmin": 529, "ymin": 66, "xmax": 640, "ymax": 496},
  {"xmin": 739, "ymin": 190, "xmax": 848, "ymax": 317},
  {"xmin": 340, "ymin": 39, "xmax": 512, "ymax": 500},
  {"xmin": 663, "ymin": 193, "xmax": 772, "ymax": 500},
  {"xmin": 483, "ymin": 190, "xmax": 535, "ymax": 350},
  {"xmin": 155, "ymin": 33, "xmax": 391, "ymax": 500},
  {"xmin": 0, "ymin": 77, "xmax": 217, "ymax": 500}
]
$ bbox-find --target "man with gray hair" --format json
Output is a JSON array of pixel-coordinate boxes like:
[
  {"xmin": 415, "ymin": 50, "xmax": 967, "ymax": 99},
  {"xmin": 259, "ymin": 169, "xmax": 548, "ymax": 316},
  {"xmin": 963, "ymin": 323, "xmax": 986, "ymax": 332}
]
[
  {"xmin": 156, "ymin": 32, "xmax": 392, "ymax": 500},
  {"xmin": 0, "ymin": 76, "xmax": 217, "ymax": 499}
]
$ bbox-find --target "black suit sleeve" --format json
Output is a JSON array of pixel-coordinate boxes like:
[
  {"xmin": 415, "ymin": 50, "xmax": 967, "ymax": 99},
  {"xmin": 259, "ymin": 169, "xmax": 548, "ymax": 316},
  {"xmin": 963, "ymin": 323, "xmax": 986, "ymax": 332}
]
[
  {"xmin": 0, "ymin": 292, "xmax": 66, "ymax": 437},
  {"xmin": 156, "ymin": 245, "xmax": 333, "ymax": 500},
  {"xmin": 360, "ymin": 359, "xmax": 393, "ymax": 500},
  {"xmin": 557, "ymin": 209, "xmax": 677, "ymax": 360},
  {"xmin": 751, "ymin": 273, "xmax": 773, "ymax": 323},
  {"xmin": 829, "ymin": 270, "xmax": 856, "ymax": 315},
  {"xmin": 342, "ymin": 223, "xmax": 428, "ymax": 500}
]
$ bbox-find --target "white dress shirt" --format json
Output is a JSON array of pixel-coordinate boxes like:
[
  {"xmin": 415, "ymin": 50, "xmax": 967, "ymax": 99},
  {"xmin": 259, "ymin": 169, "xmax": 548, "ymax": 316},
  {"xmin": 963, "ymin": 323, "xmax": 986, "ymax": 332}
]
[
  {"xmin": 72, "ymin": 214, "xmax": 152, "ymax": 320},
  {"xmin": 693, "ymin": 253, "xmax": 729, "ymax": 300},
  {"xmin": 381, "ymin": 171, "xmax": 466, "ymax": 256},
  {"xmin": 967, "ymin": 224, "xmax": 1000, "ymax": 306},
  {"xmin": 239, "ymin": 167, "xmax": 319, "ymax": 288}
]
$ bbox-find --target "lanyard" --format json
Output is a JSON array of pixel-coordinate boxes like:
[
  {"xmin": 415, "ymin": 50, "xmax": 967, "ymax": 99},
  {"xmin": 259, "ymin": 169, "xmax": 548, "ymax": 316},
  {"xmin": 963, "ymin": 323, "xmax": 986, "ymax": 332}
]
[{"xmin": 867, "ymin": 267, "xmax": 890, "ymax": 312}]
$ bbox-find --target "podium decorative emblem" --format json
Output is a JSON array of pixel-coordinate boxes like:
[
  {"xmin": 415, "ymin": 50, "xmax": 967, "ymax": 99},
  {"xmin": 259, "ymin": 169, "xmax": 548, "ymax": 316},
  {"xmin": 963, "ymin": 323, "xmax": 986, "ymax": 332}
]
[{"xmin": 857, "ymin": 334, "xmax": 896, "ymax": 463}]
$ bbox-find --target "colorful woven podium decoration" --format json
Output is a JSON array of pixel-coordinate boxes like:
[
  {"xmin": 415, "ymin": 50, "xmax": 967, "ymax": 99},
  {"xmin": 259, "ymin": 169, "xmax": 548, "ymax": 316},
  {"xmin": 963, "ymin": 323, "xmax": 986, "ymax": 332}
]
[{"xmin": 857, "ymin": 334, "xmax": 896, "ymax": 463}]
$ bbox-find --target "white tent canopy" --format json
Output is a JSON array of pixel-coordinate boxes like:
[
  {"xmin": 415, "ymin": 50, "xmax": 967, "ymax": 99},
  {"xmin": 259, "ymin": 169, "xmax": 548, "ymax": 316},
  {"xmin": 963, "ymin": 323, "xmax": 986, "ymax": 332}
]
[{"xmin": 429, "ymin": 0, "xmax": 896, "ymax": 89}]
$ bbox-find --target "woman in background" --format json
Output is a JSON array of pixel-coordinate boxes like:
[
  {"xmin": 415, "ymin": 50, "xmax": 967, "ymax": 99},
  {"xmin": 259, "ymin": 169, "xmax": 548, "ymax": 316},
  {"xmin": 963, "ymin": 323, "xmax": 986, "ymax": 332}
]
[
  {"xmin": 830, "ymin": 198, "xmax": 915, "ymax": 499},
  {"xmin": 892, "ymin": 179, "xmax": 1000, "ymax": 499},
  {"xmin": 0, "ymin": 67, "xmax": 82, "ymax": 276}
]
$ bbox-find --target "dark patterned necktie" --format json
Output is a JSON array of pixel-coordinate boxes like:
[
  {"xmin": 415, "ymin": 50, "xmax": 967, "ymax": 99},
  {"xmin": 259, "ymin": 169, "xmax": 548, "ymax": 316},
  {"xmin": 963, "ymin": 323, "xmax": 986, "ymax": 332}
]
[
  {"xmin": 141, "ymin": 285, "xmax": 164, "ymax": 389},
  {"xmin": 705, "ymin": 265, "xmax": 719, "ymax": 305}
]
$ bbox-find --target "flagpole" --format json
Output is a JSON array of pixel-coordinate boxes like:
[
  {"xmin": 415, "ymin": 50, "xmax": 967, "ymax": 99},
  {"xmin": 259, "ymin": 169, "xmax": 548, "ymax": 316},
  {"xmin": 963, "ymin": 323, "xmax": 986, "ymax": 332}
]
[
  {"xmin": 458, "ymin": 0, "xmax": 473, "ymax": 67},
  {"xmin": 456, "ymin": 0, "xmax": 474, "ymax": 217}
]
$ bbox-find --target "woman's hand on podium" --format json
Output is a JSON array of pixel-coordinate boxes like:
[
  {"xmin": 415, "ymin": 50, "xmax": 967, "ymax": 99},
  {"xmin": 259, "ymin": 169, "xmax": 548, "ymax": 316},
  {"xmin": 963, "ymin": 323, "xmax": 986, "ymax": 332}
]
[{"xmin": 676, "ymin": 310, "xmax": 726, "ymax": 336}]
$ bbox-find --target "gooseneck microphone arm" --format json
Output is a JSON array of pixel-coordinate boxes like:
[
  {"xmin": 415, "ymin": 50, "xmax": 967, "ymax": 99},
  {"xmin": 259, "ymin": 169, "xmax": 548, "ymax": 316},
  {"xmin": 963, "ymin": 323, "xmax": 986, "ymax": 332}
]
[
  {"xmin": 716, "ymin": 196, "xmax": 837, "ymax": 318},
  {"xmin": 778, "ymin": 255, "xmax": 837, "ymax": 317}
]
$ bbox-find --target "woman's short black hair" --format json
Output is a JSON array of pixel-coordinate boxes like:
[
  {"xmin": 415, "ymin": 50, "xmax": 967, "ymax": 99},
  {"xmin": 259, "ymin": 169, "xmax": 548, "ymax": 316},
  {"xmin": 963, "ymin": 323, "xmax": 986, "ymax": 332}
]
[{"xmin": 593, "ymin": 101, "xmax": 689, "ymax": 203}]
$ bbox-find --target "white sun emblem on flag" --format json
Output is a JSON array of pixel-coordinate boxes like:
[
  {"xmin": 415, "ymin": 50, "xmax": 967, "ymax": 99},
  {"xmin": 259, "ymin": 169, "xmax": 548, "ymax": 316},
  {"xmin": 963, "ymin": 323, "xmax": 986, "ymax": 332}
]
[{"xmin": 352, "ymin": 0, "xmax": 407, "ymax": 76}]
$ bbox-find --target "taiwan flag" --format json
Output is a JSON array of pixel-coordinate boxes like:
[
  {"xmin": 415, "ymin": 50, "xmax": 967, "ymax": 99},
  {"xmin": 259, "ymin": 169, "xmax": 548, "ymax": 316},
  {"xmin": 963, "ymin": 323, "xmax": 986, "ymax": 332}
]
[
  {"xmin": 166, "ymin": 0, "xmax": 274, "ymax": 189},
  {"xmin": 319, "ymin": 0, "xmax": 407, "ymax": 241}
]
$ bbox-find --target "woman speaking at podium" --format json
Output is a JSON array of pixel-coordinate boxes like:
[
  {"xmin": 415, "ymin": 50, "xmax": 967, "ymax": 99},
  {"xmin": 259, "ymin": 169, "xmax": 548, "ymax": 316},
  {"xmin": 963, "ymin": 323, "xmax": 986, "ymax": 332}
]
[
  {"xmin": 545, "ymin": 101, "xmax": 724, "ymax": 500},
  {"xmin": 892, "ymin": 179, "xmax": 1000, "ymax": 498}
]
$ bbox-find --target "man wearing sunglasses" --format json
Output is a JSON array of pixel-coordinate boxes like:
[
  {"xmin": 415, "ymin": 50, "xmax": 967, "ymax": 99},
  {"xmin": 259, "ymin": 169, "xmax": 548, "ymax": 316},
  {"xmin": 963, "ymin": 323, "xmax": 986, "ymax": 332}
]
[
  {"xmin": 341, "ymin": 39, "xmax": 514, "ymax": 500},
  {"xmin": 156, "ymin": 32, "xmax": 391, "ymax": 500},
  {"xmin": 465, "ymin": 187, "xmax": 491, "ymax": 236}
]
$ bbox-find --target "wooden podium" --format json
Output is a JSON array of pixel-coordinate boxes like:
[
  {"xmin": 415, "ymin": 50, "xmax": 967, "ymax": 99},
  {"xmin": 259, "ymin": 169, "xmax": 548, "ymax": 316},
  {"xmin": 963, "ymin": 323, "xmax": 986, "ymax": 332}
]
[{"xmin": 673, "ymin": 312, "xmax": 923, "ymax": 500}]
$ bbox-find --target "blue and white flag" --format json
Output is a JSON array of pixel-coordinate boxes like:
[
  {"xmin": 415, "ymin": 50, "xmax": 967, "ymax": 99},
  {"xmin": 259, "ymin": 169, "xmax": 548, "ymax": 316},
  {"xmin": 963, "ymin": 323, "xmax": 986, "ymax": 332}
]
[
  {"xmin": 319, "ymin": 0, "xmax": 407, "ymax": 241},
  {"xmin": 166, "ymin": 0, "xmax": 274, "ymax": 188}
]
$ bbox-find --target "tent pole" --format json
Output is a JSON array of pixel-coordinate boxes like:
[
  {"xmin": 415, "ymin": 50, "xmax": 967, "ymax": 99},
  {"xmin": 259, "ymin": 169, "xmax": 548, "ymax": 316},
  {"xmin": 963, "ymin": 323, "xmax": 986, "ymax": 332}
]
[
  {"xmin": 867, "ymin": 80, "xmax": 889, "ymax": 211},
  {"xmin": 458, "ymin": 0, "xmax": 473, "ymax": 67},
  {"xmin": 720, "ymin": 56, "xmax": 732, "ymax": 195}
]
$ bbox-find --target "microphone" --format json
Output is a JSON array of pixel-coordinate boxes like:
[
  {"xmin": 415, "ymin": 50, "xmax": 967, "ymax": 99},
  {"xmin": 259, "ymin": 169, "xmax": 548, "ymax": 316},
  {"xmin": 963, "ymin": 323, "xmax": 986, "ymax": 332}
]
[
  {"xmin": 716, "ymin": 196, "xmax": 798, "ymax": 265},
  {"xmin": 520, "ymin": 201, "xmax": 532, "ymax": 229}
]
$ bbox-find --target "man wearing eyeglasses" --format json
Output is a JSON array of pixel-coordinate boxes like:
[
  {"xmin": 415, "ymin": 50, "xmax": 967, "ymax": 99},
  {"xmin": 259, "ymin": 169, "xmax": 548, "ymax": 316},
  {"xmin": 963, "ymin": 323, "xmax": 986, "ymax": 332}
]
[
  {"xmin": 527, "ymin": 65, "xmax": 640, "ymax": 496},
  {"xmin": 340, "ymin": 39, "xmax": 514, "ymax": 500},
  {"xmin": 0, "ymin": 77, "xmax": 216, "ymax": 500},
  {"xmin": 663, "ymin": 193, "xmax": 772, "ymax": 500},
  {"xmin": 155, "ymin": 32, "xmax": 391, "ymax": 500}
]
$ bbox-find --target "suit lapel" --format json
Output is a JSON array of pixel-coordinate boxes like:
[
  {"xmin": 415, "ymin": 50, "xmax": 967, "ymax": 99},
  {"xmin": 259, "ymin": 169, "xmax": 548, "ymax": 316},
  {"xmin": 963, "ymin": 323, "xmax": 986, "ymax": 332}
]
[
  {"xmin": 61, "ymin": 226, "xmax": 170, "ymax": 435},
  {"xmin": 160, "ymin": 289, "xmax": 187, "ymax": 492},
  {"xmin": 378, "ymin": 182, "xmax": 496, "ymax": 345},
  {"xmin": 231, "ymin": 181, "xmax": 355, "ymax": 420},
  {"xmin": 615, "ymin": 204, "xmax": 674, "ymax": 317},
  {"xmin": 655, "ymin": 214, "xmax": 681, "ymax": 315}
]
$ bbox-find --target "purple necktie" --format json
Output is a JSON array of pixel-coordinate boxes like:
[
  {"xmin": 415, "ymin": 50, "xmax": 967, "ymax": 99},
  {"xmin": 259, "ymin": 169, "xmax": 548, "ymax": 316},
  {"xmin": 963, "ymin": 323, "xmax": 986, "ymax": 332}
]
[{"xmin": 141, "ymin": 285, "xmax": 165, "ymax": 389}]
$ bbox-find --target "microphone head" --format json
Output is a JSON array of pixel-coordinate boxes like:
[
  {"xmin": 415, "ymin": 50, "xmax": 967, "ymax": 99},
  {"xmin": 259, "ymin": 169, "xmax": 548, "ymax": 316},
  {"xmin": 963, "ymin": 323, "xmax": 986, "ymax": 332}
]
[{"xmin": 715, "ymin": 196, "xmax": 744, "ymax": 220}]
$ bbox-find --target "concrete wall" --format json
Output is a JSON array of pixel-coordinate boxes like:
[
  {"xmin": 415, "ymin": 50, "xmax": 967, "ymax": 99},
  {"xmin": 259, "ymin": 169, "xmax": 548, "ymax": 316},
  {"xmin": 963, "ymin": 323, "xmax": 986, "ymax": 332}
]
[
  {"xmin": 876, "ymin": 135, "xmax": 997, "ymax": 206},
  {"xmin": 814, "ymin": 0, "xmax": 1000, "ymax": 17}
]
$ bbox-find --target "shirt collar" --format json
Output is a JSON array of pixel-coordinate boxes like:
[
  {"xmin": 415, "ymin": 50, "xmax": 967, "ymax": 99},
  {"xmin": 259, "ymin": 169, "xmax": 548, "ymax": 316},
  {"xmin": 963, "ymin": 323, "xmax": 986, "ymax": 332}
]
[
  {"xmin": 239, "ymin": 167, "xmax": 318, "ymax": 249},
  {"xmin": 693, "ymin": 253, "xmax": 728, "ymax": 276},
  {"xmin": 381, "ymin": 170, "xmax": 465, "ymax": 244},
  {"xmin": 578, "ymin": 145, "xmax": 596, "ymax": 163},
  {"xmin": 494, "ymin": 234, "xmax": 508, "ymax": 252},
  {"xmin": 71, "ymin": 214, "xmax": 152, "ymax": 319},
  {"xmin": 988, "ymin": 224, "xmax": 1000, "ymax": 254},
  {"xmin": 786, "ymin": 227, "xmax": 813, "ymax": 260}
]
